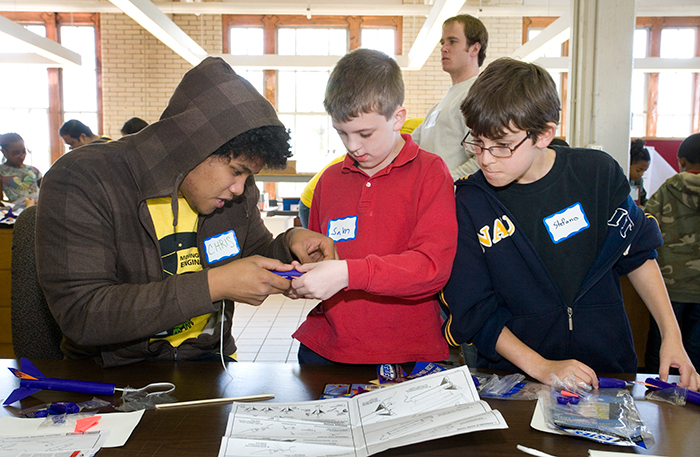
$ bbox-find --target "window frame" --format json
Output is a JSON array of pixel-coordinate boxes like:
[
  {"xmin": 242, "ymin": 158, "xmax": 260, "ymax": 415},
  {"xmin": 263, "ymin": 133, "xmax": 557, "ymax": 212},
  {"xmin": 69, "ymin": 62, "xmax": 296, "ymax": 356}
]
[
  {"xmin": 522, "ymin": 17, "xmax": 569, "ymax": 138},
  {"xmin": 636, "ymin": 17, "xmax": 700, "ymax": 137},
  {"xmin": 524, "ymin": 16, "xmax": 700, "ymax": 139},
  {"xmin": 223, "ymin": 15, "xmax": 401, "ymax": 197},
  {"xmin": 223, "ymin": 15, "xmax": 402, "ymax": 106},
  {"xmin": 0, "ymin": 12, "xmax": 102, "ymax": 164}
]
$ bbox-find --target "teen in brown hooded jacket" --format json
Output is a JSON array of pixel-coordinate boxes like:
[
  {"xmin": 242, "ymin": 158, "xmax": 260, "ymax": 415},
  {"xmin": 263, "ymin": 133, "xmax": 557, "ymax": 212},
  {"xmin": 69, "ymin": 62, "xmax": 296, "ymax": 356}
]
[{"xmin": 36, "ymin": 57, "xmax": 336, "ymax": 367}]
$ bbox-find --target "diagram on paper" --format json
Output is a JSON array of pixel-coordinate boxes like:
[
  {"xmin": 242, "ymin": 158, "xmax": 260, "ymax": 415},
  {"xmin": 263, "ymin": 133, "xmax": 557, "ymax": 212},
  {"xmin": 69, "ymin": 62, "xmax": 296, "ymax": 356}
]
[{"xmin": 218, "ymin": 365, "xmax": 508, "ymax": 457}]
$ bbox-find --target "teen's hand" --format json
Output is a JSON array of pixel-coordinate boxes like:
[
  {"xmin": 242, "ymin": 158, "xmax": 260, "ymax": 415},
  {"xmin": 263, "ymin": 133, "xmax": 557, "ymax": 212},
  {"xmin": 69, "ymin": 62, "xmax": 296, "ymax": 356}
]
[
  {"xmin": 495, "ymin": 327, "xmax": 599, "ymax": 388},
  {"xmin": 659, "ymin": 338, "xmax": 698, "ymax": 391},
  {"xmin": 286, "ymin": 228, "xmax": 338, "ymax": 263},
  {"xmin": 529, "ymin": 358, "xmax": 599, "ymax": 389},
  {"xmin": 290, "ymin": 260, "xmax": 348, "ymax": 301},
  {"xmin": 208, "ymin": 255, "xmax": 292, "ymax": 305}
]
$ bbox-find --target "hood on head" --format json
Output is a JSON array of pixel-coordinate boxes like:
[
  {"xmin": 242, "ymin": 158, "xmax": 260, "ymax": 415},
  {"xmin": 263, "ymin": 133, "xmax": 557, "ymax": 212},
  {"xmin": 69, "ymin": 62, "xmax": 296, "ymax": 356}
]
[{"xmin": 132, "ymin": 56, "xmax": 284, "ymax": 199}]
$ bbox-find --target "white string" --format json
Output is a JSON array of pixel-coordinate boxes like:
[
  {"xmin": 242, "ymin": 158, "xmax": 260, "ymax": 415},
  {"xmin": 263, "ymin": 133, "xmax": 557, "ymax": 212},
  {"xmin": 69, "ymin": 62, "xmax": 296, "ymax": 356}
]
[
  {"xmin": 221, "ymin": 300, "xmax": 234, "ymax": 380},
  {"xmin": 115, "ymin": 382, "xmax": 175, "ymax": 396}
]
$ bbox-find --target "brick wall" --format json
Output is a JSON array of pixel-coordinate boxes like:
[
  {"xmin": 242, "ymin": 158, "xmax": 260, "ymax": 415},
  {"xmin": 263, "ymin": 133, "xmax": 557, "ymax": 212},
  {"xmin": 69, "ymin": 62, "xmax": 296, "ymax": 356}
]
[
  {"xmin": 402, "ymin": 14, "xmax": 523, "ymax": 119},
  {"xmin": 99, "ymin": 12, "xmax": 520, "ymax": 139},
  {"xmin": 101, "ymin": 13, "xmax": 221, "ymax": 139}
]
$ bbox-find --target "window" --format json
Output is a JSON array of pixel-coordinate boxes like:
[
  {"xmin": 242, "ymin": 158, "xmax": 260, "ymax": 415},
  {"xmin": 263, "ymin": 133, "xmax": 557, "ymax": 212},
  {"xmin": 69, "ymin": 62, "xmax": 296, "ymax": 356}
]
[
  {"xmin": 524, "ymin": 24, "xmax": 566, "ymax": 137},
  {"xmin": 635, "ymin": 17, "xmax": 699, "ymax": 138},
  {"xmin": 526, "ymin": 16, "xmax": 700, "ymax": 139},
  {"xmin": 630, "ymin": 28, "xmax": 649, "ymax": 138},
  {"xmin": 276, "ymin": 27, "xmax": 347, "ymax": 172},
  {"xmin": 0, "ymin": 25, "xmax": 51, "ymax": 174},
  {"xmin": 224, "ymin": 15, "xmax": 400, "ymax": 176},
  {"xmin": 656, "ymin": 28, "xmax": 696, "ymax": 137},
  {"xmin": 0, "ymin": 13, "xmax": 102, "ymax": 172},
  {"xmin": 361, "ymin": 28, "xmax": 396, "ymax": 55},
  {"xmin": 61, "ymin": 25, "xmax": 99, "ymax": 153},
  {"xmin": 228, "ymin": 27, "xmax": 264, "ymax": 94}
]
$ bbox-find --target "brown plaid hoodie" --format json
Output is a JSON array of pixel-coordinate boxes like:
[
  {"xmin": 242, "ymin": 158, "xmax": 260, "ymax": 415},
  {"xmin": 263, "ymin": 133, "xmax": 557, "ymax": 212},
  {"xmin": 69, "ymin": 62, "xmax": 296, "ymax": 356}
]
[{"xmin": 36, "ymin": 57, "xmax": 293, "ymax": 366}]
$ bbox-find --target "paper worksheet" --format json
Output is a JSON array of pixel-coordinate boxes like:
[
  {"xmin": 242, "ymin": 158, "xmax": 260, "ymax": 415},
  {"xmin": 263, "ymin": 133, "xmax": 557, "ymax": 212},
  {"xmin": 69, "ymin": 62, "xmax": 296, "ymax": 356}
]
[
  {"xmin": 217, "ymin": 365, "xmax": 508, "ymax": 457},
  {"xmin": 0, "ymin": 410, "xmax": 144, "ymax": 447},
  {"xmin": 0, "ymin": 430, "xmax": 108, "ymax": 457}
]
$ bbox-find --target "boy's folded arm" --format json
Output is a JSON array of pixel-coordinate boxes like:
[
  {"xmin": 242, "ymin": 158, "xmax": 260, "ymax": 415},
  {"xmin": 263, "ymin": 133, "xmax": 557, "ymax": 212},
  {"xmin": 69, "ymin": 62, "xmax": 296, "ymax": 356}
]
[
  {"xmin": 439, "ymin": 186, "xmax": 511, "ymax": 352},
  {"xmin": 455, "ymin": 306, "xmax": 511, "ymax": 359},
  {"xmin": 441, "ymin": 261, "xmax": 511, "ymax": 357}
]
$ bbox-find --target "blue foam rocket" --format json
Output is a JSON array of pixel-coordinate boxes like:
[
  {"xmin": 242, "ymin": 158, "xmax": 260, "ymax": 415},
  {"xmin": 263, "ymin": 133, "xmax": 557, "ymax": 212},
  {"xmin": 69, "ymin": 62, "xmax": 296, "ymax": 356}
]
[
  {"xmin": 271, "ymin": 269, "xmax": 303, "ymax": 279},
  {"xmin": 4, "ymin": 358, "xmax": 115, "ymax": 405}
]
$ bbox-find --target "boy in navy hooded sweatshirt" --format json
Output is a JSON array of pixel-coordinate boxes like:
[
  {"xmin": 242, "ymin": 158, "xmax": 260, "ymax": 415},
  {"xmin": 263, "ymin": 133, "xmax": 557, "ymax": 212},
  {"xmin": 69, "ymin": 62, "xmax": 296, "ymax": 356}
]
[{"xmin": 441, "ymin": 57, "xmax": 698, "ymax": 390}]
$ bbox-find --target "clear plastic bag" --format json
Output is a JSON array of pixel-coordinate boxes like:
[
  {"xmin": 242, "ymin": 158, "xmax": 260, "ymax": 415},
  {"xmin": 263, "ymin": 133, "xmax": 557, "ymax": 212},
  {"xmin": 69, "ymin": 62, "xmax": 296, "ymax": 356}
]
[
  {"xmin": 549, "ymin": 372, "xmax": 593, "ymax": 400},
  {"xmin": 540, "ymin": 388, "xmax": 654, "ymax": 449},
  {"xmin": 474, "ymin": 373, "xmax": 545, "ymax": 400},
  {"xmin": 115, "ymin": 383, "xmax": 177, "ymax": 411},
  {"xmin": 645, "ymin": 386, "xmax": 687, "ymax": 406},
  {"xmin": 39, "ymin": 412, "xmax": 97, "ymax": 428}
]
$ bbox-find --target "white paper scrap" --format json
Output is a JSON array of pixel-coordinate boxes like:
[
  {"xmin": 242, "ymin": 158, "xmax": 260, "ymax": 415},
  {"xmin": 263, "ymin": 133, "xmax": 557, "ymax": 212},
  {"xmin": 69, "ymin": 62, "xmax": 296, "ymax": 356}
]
[
  {"xmin": 0, "ymin": 430, "xmax": 108, "ymax": 457},
  {"xmin": 0, "ymin": 409, "xmax": 144, "ymax": 447}
]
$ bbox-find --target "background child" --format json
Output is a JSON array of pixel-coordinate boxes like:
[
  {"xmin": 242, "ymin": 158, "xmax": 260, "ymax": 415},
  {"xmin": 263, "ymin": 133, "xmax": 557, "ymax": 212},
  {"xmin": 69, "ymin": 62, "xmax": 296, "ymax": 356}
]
[
  {"xmin": 441, "ymin": 57, "xmax": 697, "ymax": 389},
  {"xmin": 290, "ymin": 49, "xmax": 458, "ymax": 364},
  {"xmin": 645, "ymin": 132, "xmax": 700, "ymax": 372},
  {"xmin": 629, "ymin": 138, "xmax": 650, "ymax": 207},
  {"xmin": 0, "ymin": 132, "xmax": 41, "ymax": 205}
]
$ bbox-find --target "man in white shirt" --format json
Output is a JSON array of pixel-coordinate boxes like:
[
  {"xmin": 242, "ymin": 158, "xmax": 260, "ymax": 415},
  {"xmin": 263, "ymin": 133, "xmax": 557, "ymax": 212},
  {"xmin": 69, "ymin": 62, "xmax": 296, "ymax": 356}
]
[{"xmin": 412, "ymin": 14, "xmax": 488, "ymax": 180}]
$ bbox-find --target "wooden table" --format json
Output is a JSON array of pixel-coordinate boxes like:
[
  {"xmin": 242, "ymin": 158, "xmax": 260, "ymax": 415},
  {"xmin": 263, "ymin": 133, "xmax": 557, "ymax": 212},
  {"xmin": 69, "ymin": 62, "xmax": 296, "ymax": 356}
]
[{"xmin": 0, "ymin": 359, "xmax": 697, "ymax": 456}]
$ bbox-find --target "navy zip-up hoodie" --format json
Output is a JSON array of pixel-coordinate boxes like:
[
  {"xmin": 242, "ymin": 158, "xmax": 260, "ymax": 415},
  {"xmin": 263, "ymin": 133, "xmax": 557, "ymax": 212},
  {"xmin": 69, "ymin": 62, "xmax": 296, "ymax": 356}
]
[{"xmin": 441, "ymin": 149, "xmax": 662, "ymax": 373}]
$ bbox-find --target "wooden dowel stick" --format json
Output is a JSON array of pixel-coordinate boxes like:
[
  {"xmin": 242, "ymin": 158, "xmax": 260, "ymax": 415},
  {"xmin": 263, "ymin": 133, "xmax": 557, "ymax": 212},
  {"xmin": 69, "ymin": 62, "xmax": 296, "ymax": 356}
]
[{"xmin": 155, "ymin": 393, "xmax": 275, "ymax": 409}]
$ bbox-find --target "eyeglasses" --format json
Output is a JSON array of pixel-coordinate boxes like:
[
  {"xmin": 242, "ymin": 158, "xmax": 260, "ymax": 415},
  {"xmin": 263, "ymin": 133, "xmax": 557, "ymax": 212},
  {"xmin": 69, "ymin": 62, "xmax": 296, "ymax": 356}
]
[{"xmin": 461, "ymin": 132, "xmax": 531, "ymax": 158}]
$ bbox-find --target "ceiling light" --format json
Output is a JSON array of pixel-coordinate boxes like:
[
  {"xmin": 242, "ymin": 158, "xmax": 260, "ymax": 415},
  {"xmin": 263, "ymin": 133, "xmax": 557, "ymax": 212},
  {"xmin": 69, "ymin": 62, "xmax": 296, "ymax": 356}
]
[{"xmin": 109, "ymin": 0, "xmax": 207, "ymax": 66}]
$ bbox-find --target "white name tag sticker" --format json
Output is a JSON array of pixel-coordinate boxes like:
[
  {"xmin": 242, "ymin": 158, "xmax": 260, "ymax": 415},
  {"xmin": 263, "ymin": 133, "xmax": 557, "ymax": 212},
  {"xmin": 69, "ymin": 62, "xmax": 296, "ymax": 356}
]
[
  {"xmin": 423, "ymin": 109, "xmax": 440, "ymax": 129},
  {"xmin": 204, "ymin": 230, "xmax": 241, "ymax": 264},
  {"xmin": 543, "ymin": 202, "xmax": 590, "ymax": 244},
  {"xmin": 327, "ymin": 216, "xmax": 357, "ymax": 242}
]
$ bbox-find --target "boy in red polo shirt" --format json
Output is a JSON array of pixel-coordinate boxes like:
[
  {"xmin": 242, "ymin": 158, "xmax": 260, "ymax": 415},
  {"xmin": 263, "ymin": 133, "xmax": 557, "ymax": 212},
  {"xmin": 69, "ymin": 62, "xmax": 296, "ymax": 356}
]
[{"xmin": 290, "ymin": 49, "xmax": 458, "ymax": 364}]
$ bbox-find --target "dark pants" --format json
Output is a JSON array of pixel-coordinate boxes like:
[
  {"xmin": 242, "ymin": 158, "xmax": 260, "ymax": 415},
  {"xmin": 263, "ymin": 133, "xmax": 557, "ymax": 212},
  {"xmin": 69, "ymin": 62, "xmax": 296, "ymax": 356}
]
[
  {"xmin": 296, "ymin": 344, "xmax": 384, "ymax": 368},
  {"xmin": 297, "ymin": 344, "xmax": 335, "ymax": 364},
  {"xmin": 645, "ymin": 301, "xmax": 700, "ymax": 373}
]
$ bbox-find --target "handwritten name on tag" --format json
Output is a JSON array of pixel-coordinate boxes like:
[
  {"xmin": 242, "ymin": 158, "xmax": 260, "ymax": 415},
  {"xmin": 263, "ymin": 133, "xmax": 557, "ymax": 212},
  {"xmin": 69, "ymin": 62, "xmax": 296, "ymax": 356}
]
[
  {"xmin": 543, "ymin": 202, "xmax": 590, "ymax": 244},
  {"xmin": 204, "ymin": 230, "xmax": 240, "ymax": 264},
  {"xmin": 327, "ymin": 216, "xmax": 357, "ymax": 242}
]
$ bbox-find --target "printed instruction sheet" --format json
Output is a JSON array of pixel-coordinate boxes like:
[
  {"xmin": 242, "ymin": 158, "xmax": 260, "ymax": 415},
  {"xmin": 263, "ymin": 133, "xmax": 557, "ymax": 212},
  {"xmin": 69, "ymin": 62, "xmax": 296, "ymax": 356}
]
[{"xmin": 218, "ymin": 365, "xmax": 508, "ymax": 457}]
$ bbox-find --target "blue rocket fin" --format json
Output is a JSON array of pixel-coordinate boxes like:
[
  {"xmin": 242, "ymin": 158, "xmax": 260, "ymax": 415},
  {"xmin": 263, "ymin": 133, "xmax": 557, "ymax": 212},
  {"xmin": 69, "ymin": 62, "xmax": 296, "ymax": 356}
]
[
  {"xmin": 3, "ymin": 387, "xmax": 42, "ymax": 405},
  {"xmin": 20, "ymin": 358, "xmax": 45, "ymax": 379}
]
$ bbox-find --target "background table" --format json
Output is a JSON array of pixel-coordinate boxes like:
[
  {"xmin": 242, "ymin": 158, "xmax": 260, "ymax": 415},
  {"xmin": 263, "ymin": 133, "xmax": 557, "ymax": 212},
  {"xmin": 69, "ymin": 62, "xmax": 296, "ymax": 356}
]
[{"xmin": 0, "ymin": 359, "xmax": 697, "ymax": 456}]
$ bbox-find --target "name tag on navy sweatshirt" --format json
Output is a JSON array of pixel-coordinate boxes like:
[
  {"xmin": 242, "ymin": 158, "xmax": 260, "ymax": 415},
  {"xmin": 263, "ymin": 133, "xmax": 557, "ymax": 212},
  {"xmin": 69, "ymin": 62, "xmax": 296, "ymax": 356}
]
[
  {"xmin": 543, "ymin": 202, "xmax": 590, "ymax": 244},
  {"xmin": 204, "ymin": 230, "xmax": 240, "ymax": 263}
]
